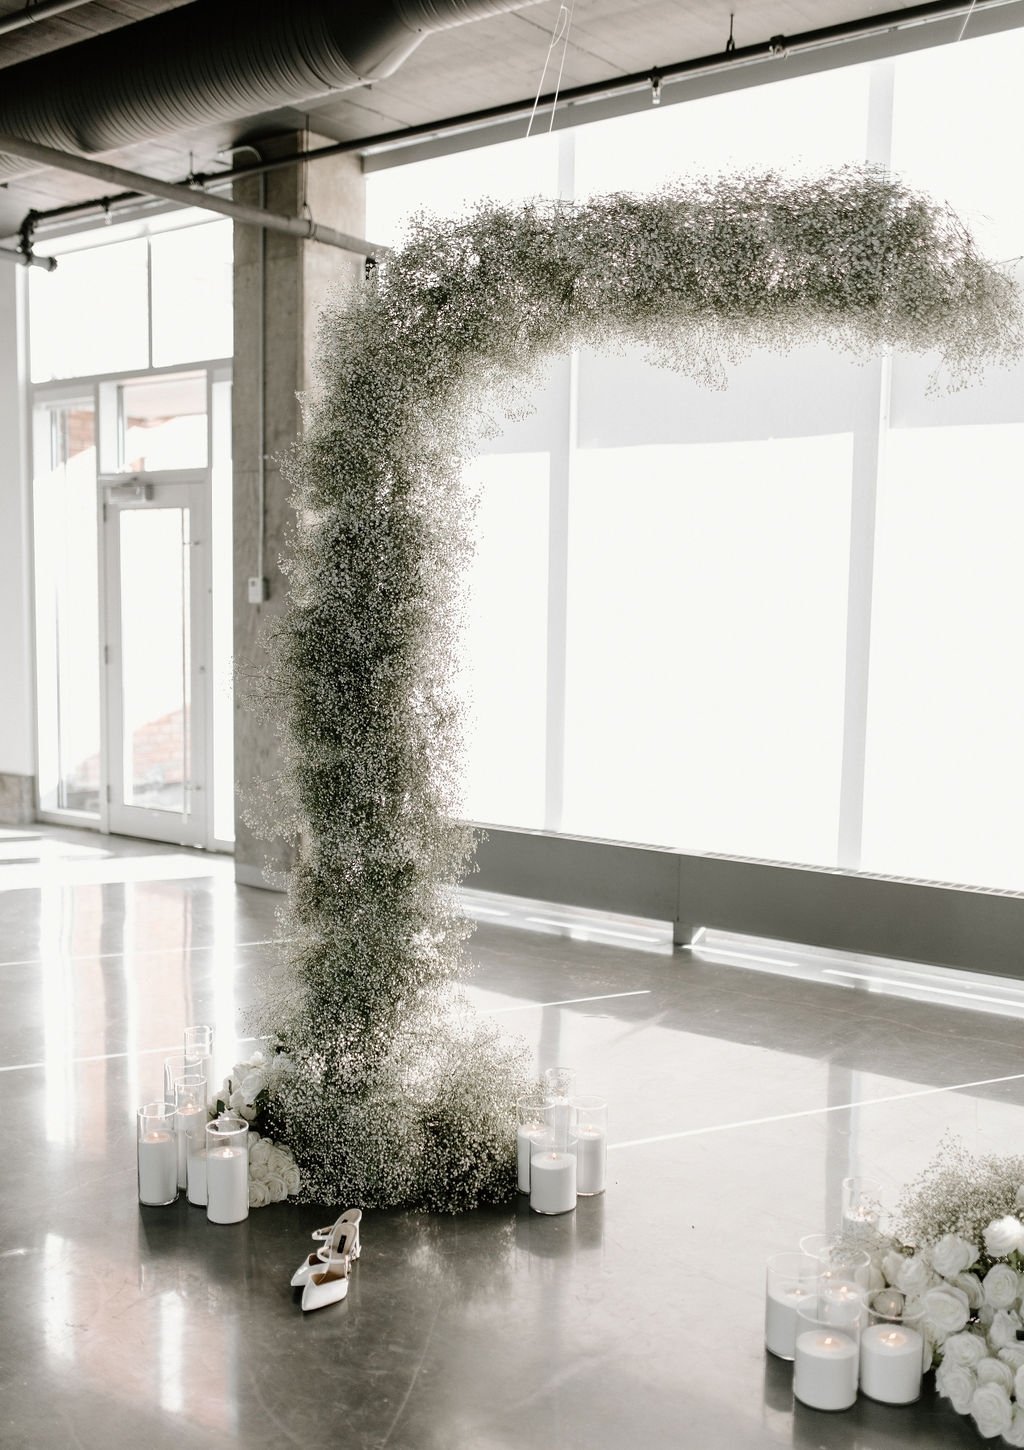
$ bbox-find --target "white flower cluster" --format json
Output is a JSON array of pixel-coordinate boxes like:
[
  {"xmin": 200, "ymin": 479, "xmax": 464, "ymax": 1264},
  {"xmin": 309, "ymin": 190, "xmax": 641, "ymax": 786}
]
[
  {"xmin": 247, "ymin": 1130, "xmax": 300, "ymax": 1208},
  {"xmin": 873, "ymin": 1209, "xmax": 1024, "ymax": 1444},
  {"xmin": 213, "ymin": 1048, "xmax": 294, "ymax": 1122}
]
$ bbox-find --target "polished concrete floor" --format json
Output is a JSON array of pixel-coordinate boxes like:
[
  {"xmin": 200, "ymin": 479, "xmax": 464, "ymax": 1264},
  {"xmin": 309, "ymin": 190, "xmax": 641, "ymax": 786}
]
[{"xmin": 2, "ymin": 826, "xmax": 1021, "ymax": 1449}]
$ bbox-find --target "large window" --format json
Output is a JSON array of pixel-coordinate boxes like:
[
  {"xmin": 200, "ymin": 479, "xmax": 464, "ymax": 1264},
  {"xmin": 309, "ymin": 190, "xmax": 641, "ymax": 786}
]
[{"xmin": 369, "ymin": 27, "xmax": 1024, "ymax": 894}]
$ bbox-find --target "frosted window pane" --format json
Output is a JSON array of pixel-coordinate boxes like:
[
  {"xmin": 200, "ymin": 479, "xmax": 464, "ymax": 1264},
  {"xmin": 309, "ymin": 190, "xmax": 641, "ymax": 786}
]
[
  {"xmin": 366, "ymin": 135, "xmax": 559, "ymax": 249},
  {"xmin": 574, "ymin": 65, "xmax": 870, "ymax": 199},
  {"xmin": 30, "ymin": 239, "xmax": 148, "ymax": 382},
  {"xmin": 891, "ymin": 28, "xmax": 1024, "ymax": 264},
  {"xmin": 862, "ymin": 425, "xmax": 1024, "ymax": 890},
  {"xmin": 456, "ymin": 453, "xmax": 549, "ymax": 828},
  {"xmin": 563, "ymin": 437, "xmax": 852, "ymax": 862},
  {"xmin": 150, "ymin": 221, "xmax": 233, "ymax": 366}
]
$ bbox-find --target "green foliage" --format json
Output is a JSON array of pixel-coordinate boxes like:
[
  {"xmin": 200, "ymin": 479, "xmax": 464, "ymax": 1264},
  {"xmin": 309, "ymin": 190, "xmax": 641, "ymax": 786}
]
[{"xmin": 250, "ymin": 169, "xmax": 1021, "ymax": 1212}]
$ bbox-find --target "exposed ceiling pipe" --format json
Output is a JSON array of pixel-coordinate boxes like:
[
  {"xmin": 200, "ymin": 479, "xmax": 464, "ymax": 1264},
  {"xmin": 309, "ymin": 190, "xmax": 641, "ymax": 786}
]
[
  {"xmin": 0, "ymin": 132, "xmax": 388, "ymax": 256},
  {"xmin": 0, "ymin": 0, "xmax": 96, "ymax": 37},
  {"xmin": 0, "ymin": 0, "xmax": 544, "ymax": 183},
  {"xmin": 0, "ymin": 243, "xmax": 56, "ymax": 271}
]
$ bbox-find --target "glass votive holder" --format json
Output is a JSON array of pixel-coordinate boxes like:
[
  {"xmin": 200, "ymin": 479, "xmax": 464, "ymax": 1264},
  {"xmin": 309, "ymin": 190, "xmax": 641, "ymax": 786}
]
[
  {"xmin": 817, "ymin": 1245, "xmax": 871, "ymax": 1289},
  {"xmin": 765, "ymin": 1252, "xmax": 818, "ymax": 1360},
  {"xmin": 528, "ymin": 1129, "xmax": 577, "ymax": 1216},
  {"xmin": 542, "ymin": 1098, "xmax": 577, "ymax": 1153},
  {"xmin": 818, "ymin": 1272, "xmax": 868, "ymax": 1332},
  {"xmin": 573, "ymin": 1095, "xmax": 607, "ymax": 1196},
  {"xmin": 163, "ymin": 1052, "xmax": 203, "ymax": 1105},
  {"xmin": 793, "ymin": 1299, "xmax": 860, "ymax": 1412},
  {"xmin": 137, "ymin": 1102, "xmax": 178, "ymax": 1206},
  {"xmin": 516, "ymin": 1093, "xmax": 547, "ymax": 1193},
  {"xmin": 183, "ymin": 1024, "xmax": 213, "ymax": 1096},
  {"xmin": 859, "ymin": 1290, "xmax": 924, "ymax": 1405},
  {"xmin": 205, "ymin": 1116, "xmax": 249, "ymax": 1224},
  {"xmin": 798, "ymin": 1233, "xmax": 833, "ymax": 1260},
  {"xmin": 173, "ymin": 1074, "xmax": 206, "ymax": 1190},
  {"xmin": 543, "ymin": 1066, "xmax": 576, "ymax": 1103},
  {"xmin": 841, "ymin": 1175, "xmax": 882, "ymax": 1240}
]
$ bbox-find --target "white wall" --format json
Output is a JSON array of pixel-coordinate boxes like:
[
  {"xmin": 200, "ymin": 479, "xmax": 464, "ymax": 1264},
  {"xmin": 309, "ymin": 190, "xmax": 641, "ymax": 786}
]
[{"xmin": 0, "ymin": 264, "xmax": 36, "ymax": 779}]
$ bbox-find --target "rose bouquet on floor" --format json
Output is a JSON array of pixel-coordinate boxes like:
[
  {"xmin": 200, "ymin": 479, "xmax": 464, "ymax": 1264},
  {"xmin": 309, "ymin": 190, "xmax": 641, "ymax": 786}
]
[
  {"xmin": 853, "ymin": 1140, "xmax": 1024, "ymax": 1445},
  {"xmin": 212, "ymin": 1047, "xmax": 301, "ymax": 1207}
]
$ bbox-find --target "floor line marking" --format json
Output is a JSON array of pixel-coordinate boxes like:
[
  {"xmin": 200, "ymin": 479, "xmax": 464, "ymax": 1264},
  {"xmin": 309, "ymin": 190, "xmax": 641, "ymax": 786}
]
[
  {"xmin": 0, "ymin": 1043, "xmax": 184, "ymax": 1074},
  {"xmin": 0, "ymin": 938, "xmax": 287, "ymax": 970},
  {"xmin": 607, "ymin": 1070, "xmax": 1024, "ymax": 1151},
  {"xmin": 485, "ymin": 989, "xmax": 652, "ymax": 1014}
]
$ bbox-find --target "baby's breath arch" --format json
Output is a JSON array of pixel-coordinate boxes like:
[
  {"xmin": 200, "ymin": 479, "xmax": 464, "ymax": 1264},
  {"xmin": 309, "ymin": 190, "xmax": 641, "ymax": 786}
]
[{"xmin": 254, "ymin": 169, "xmax": 1019, "ymax": 1212}]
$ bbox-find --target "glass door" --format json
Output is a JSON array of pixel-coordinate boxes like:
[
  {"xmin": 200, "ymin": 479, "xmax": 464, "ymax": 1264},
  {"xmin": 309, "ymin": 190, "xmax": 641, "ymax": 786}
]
[{"xmin": 102, "ymin": 474, "xmax": 209, "ymax": 846}]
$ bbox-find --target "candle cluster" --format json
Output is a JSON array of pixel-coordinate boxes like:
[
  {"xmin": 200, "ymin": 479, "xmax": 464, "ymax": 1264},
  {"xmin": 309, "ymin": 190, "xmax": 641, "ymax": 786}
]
[{"xmin": 517, "ymin": 1069, "xmax": 608, "ymax": 1217}]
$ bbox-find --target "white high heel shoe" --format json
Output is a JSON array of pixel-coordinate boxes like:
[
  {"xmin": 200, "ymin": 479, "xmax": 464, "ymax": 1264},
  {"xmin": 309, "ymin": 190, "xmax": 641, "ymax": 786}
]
[
  {"xmin": 301, "ymin": 1219, "xmax": 357, "ymax": 1313},
  {"xmin": 291, "ymin": 1208, "xmax": 362, "ymax": 1287}
]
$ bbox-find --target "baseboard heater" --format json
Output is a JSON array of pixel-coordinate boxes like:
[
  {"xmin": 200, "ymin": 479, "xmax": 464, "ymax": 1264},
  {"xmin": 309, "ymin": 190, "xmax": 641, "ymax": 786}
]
[{"xmin": 468, "ymin": 824, "xmax": 1024, "ymax": 981}]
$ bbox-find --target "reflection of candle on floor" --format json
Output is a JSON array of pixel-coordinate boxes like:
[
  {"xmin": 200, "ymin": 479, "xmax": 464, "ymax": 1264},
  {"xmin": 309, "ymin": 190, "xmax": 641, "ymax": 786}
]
[
  {"xmin": 138, "ymin": 1131, "xmax": 177, "ymax": 1205},
  {"xmin": 859, "ymin": 1324, "xmax": 923, "ymax": 1404},
  {"xmin": 175, "ymin": 1106, "xmax": 206, "ymax": 1189},
  {"xmin": 794, "ymin": 1330, "xmax": 859, "ymax": 1411},
  {"xmin": 529, "ymin": 1149, "xmax": 576, "ymax": 1214},
  {"xmin": 764, "ymin": 1282, "xmax": 813, "ymax": 1359},
  {"xmin": 206, "ymin": 1147, "xmax": 249, "ymax": 1224},
  {"xmin": 517, "ymin": 1122, "xmax": 544, "ymax": 1192}
]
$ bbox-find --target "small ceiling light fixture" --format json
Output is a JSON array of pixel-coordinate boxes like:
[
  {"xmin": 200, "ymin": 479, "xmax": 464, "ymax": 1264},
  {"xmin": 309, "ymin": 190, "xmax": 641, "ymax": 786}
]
[
  {"xmin": 768, "ymin": 34, "xmax": 789, "ymax": 58},
  {"xmin": 650, "ymin": 66, "xmax": 662, "ymax": 105}
]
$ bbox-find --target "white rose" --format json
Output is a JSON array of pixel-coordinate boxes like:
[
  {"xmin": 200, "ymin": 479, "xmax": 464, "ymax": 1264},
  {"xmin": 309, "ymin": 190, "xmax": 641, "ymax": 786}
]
[
  {"xmin": 988, "ymin": 1309, "xmax": 1023, "ymax": 1350},
  {"xmin": 977, "ymin": 1357, "xmax": 1015, "ymax": 1394},
  {"xmin": 239, "ymin": 1068, "xmax": 269, "ymax": 1104},
  {"xmin": 247, "ymin": 1129, "xmax": 261, "ymax": 1146},
  {"xmin": 931, "ymin": 1234, "xmax": 980, "ymax": 1278},
  {"xmin": 866, "ymin": 1263, "xmax": 885, "ymax": 1293},
  {"xmin": 247, "ymin": 1050, "xmax": 265, "ymax": 1066},
  {"xmin": 249, "ymin": 1138, "xmax": 273, "ymax": 1167},
  {"xmin": 248, "ymin": 1178, "xmax": 270, "ymax": 1208},
  {"xmin": 943, "ymin": 1332, "xmax": 989, "ymax": 1368},
  {"xmin": 984, "ymin": 1217, "xmax": 1024, "ymax": 1259},
  {"xmin": 228, "ymin": 1088, "xmax": 248, "ymax": 1113},
  {"xmin": 936, "ymin": 1360, "xmax": 977, "ymax": 1414},
  {"xmin": 284, "ymin": 1165, "xmax": 301, "ymax": 1196},
  {"xmin": 882, "ymin": 1249, "xmax": 907, "ymax": 1285},
  {"xmin": 249, "ymin": 1161, "xmax": 271, "ymax": 1185},
  {"xmin": 971, "ymin": 1382, "xmax": 1013, "ymax": 1440},
  {"xmin": 1014, "ymin": 1364, "xmax": 1024, "ymax": 1403},
  {"xmin": 896, "ymin": 1256, "xmax": 936, "ymax": 1297},
  {"xmin": 922, "ymin": 1285, "xmax": 970, "ymax": 1341},
  {"xmin": 1000, "ymin": 1345, "xmax": 1024, "ymax": 1372},
  {"xmin": 984, "ymin": 1263, "xmax": 1021, "ymax": 1310},
  {"xmin": 951, "ymin": 1272, "xmax": 985, "ymax": 1310},
  {"xmin": 271, "ymin": 1142, "xmax": 295, "ymax": 1165},
  {"xmin": 979, "ymin": 1304, "xmax": 996, "ymax": 1328},
  {"xmin": 265, "ymin": 1173, "xmax": 288, "ymax": 1203},
  {"xmin": 267, "ymin": 1146, "xmax": 293, "ymax": 1176},
  {"xmin": 1004, "ymin": 1410, "xmax": 1024, "ymax": 1449}
]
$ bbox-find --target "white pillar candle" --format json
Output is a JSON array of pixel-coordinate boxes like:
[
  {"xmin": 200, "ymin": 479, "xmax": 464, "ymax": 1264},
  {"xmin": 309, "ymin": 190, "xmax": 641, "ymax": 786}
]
[
  {"xmin": 859, "ymin": 1324, "xmax": 923, "ymax": 1404},
  {"xmin": 575, "ymin": 1128, "xmax": 607, "ymax": 1195},
  {"xmin": 794, "ymin": 1330, "xmax": 859, "ymax": 1411},
  {"xmin": 764, "ymin": 1282, "xmax": 815, "ymax": 1359},
  {"xmin": 821, "ymin": 1280, "xmax": 868, "ymax": 1329},
  {"xmin": 842, "ymin": 1205, "xmax": 879, "ymax": 1240},
  {"xmin": 138, "ymin": 1130, "xmax": 177, "ymax": 1205},
  {"xmin": 529, "ymin": 1148, "xmax": 577, "ymax": 1214},
  {"xmin": 186, "ymin": 1146, "xmax": 208, "ymax": 1207},
  {"xmin": 206, "ymin": 1146, "xmax": 249, "ymax": 1224},
  {"xmin": 517, "ymin": 1122, "xmax": 544, "ymax": 1192},
  {"xmin": 175, "ymin": 1106, "xmax": 207, "ymax": 1189}
]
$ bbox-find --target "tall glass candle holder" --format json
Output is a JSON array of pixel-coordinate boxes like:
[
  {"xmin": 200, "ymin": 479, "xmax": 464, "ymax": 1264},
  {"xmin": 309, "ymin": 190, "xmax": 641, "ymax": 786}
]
[
  {"xmin": 841, "ymin": 1176, "xmax": 882, "ymax": 1240},
  {"xmin": 164, "ymin": 1052, "xmax": 202, "ymax": 1105},
  {"xmin": 205, "ymin": 1116, "xmax": 249, "ymax": 1224},
  {"xmin": 816, "ymin": 1245, "xmax": 871, "ymax": 1290},
  {"xmin": 764, "ymin": 1252, "xmax": 818, "ymax": 1360},
  {"xmin": 183, "ymin": 1025, "xmax": 213, "ymax": 1099},
  {"xmin": 516, "ymin": 1094, "xmax": 547, "ymax": 1194},
  {"xmin": 573, "ymin": 1095, "xmax": 607, "ymax": 1196},
  {"xmin": 174, "ymin": 1075, "xmax": 206, "ymax": 1190},
  {"xmin": 543, "ymin": 1066, "xmax": 576, "ymax": 1139},
  {"xmin": 794, "ymin": 1298, "xmax": 860, "ymax": 1412},
  {"xmin": 859, "ymin": 1290, "xmax": 924, "ymax": 1405},
  {"xmin": 137, "ymin": 1102, "xmax": 178, "ymax": 1206}
]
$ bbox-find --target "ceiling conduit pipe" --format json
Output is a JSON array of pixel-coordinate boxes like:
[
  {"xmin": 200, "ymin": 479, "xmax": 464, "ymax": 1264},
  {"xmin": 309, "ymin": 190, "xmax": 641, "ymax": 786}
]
[
  {"xmin": 0, "ymin": 243, "xmax": 56, "ymax": 271},
  {"xmin": 0, "ymin": 0, "xmax": 545, "ymax": 183},
  {"xmin": 0, "ymin": 132, "xmax": 388, "ymax": 256},
  {"xmin": 0, "ymin": 0, "xmax": 98, "ymax": 37}
]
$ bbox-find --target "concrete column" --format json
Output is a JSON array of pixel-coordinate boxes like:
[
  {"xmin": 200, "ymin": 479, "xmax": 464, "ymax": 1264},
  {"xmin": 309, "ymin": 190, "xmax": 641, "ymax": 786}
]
[
  {"xmin": 232, "ymin": 139, "xmax": 365, "ymax": 886},
  {"xmin": 0, "ymin": 263, "xmax": 37, "ymax": 823}
]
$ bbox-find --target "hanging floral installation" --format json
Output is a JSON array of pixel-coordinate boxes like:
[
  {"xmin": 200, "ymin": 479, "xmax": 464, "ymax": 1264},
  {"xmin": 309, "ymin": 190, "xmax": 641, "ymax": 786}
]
[{"xmin": 248, "ymin": 167, "xmax": 1021, "ymax": 1212}]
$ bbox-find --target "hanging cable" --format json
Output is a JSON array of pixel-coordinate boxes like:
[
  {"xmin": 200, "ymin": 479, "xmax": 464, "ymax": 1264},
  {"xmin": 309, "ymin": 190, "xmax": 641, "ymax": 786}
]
[
  {"xmin": 526, "ymin": 3, "xmax": 569, "ymax": 138},
  {"xmin": 956, "ymin": 0, "xmax": 979, "ymax": 38},
  {"xmin": 725, "ymin": 13, "xmax": 737, "ymax": 54}
]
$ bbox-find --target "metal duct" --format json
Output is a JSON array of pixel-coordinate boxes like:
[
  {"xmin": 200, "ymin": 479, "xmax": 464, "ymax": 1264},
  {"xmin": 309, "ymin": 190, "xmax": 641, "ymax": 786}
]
[{"xmin": 0, "ymin": 0, "xmax": 542, "ymax": 181}]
